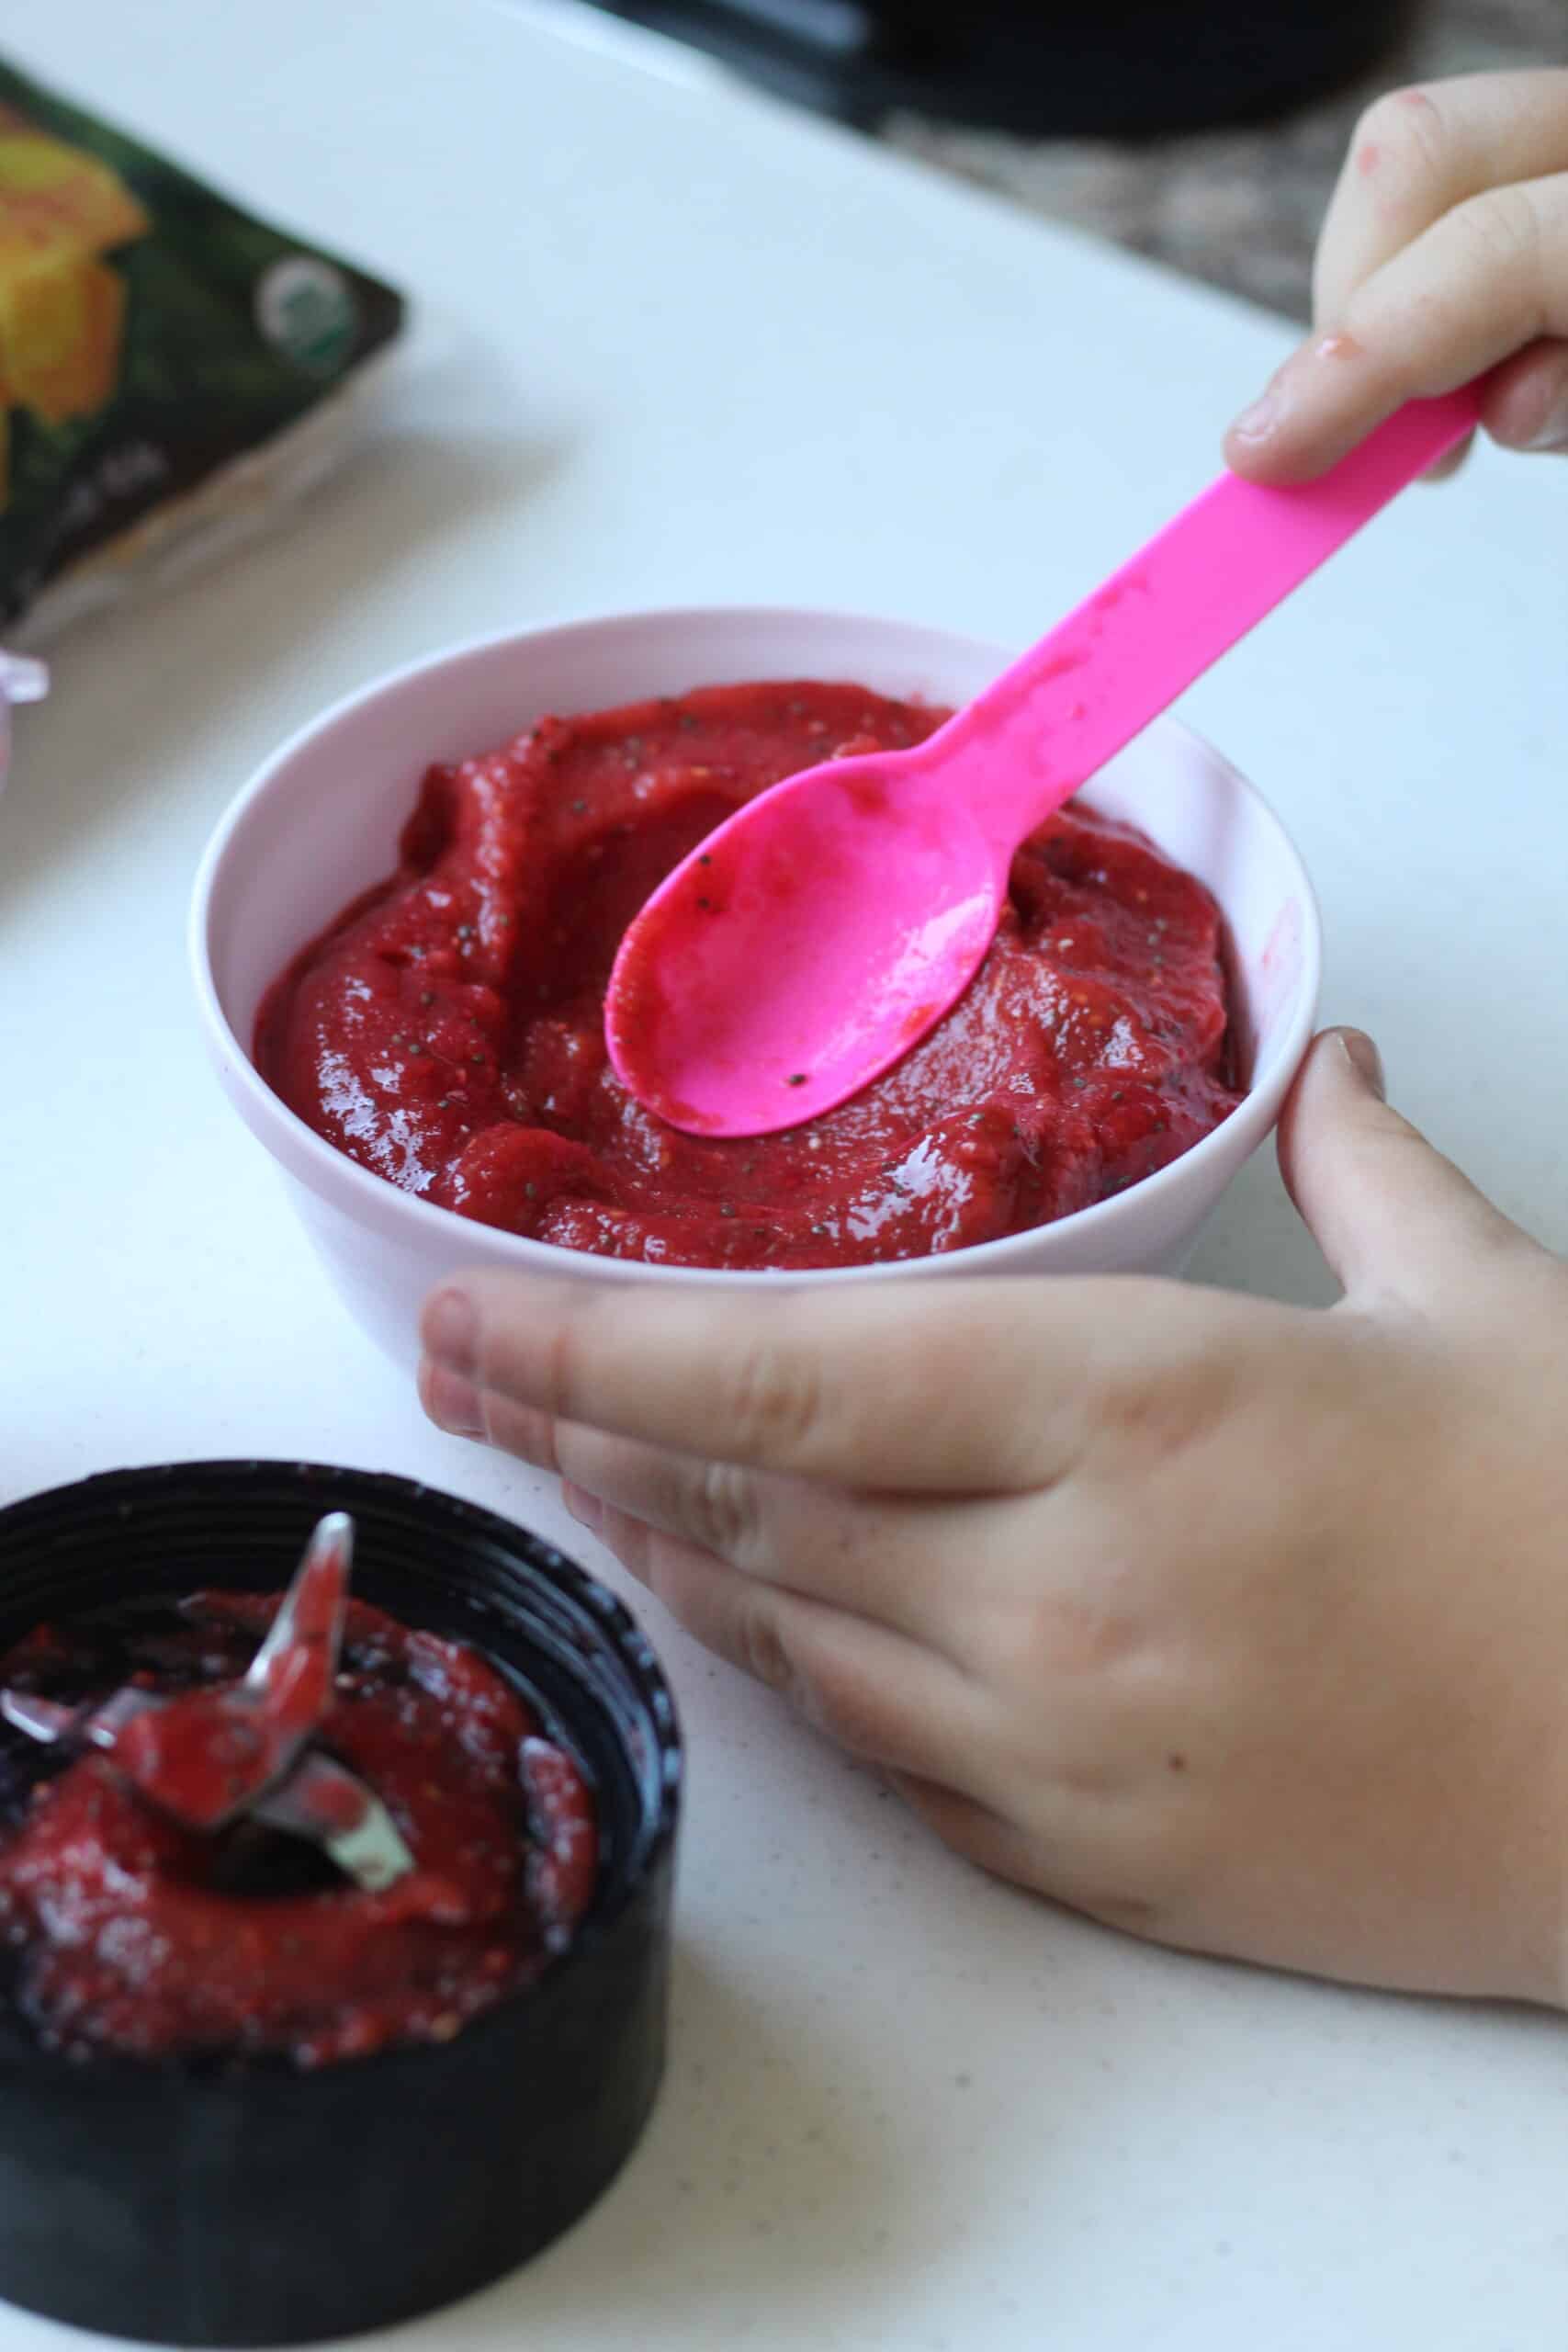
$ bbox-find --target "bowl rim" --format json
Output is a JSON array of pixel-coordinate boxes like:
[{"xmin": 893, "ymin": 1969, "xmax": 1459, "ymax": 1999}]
[
  {"xmin": 188, "ymin": 602, "xmax": 1325, "ymax": 1288},
  {"xmin": 0, "ymin": 1458, "xmax": 682, "ymax": 2088}
]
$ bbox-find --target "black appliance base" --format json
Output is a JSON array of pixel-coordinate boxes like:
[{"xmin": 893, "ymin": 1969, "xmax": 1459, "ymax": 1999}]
[{"xmin": 588, "ymin": 0, "xmax": 1415, "ymax": 134}]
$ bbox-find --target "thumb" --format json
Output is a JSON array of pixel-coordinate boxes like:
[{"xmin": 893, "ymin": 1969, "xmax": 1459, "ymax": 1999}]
[{"xmin": 1277, "ymin": 1029, "xmax": 1535, "ymax": 1304}]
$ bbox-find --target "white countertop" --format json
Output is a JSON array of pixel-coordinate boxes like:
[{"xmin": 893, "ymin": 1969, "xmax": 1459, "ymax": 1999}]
[{"xmin": 3, "ymin": 3, "xmax": 1568, "ymax": 2345}]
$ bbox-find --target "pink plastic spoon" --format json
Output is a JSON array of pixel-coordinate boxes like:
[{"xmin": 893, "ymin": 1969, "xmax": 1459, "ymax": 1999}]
[{"xmin": 605, "ymin": 390, "xmax": 1477, "ymax": 1138}]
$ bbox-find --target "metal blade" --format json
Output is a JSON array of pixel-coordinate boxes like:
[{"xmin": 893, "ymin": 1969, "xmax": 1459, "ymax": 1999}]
[
  {"xmin": 243, "ymin": 1510, "xmax": 352, "ymax": 1721},
  {"xmin": 254, "ymin": 1750, "xmax": 416, "ymax": 1894},
  {"xmin": 2, "ymin": 1684, "xmax": 164, "ymax": 1751},
  {"xmin": 0, "ymin": 1690, "xmax": 80, "ymax": 1744}
]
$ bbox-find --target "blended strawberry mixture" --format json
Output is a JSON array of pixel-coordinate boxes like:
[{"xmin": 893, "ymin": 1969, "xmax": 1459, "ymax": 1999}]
[
  {"xmin": 255, "ymin": 681, "xmax": 1241, "ymax": 1269},
  {"xmin": 0, "ymin": 1593, "xmax": 595, "ymax": 2065}
]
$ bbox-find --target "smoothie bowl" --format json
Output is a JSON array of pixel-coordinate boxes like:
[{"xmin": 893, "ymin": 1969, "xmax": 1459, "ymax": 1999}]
[{"xmin": 190, "ymin": 607, "xmax": 1321, "ymax": 1369}]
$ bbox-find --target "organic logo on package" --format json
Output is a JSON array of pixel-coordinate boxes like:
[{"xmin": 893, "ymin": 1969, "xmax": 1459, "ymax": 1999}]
[
  {"xmin": 254, "ymin": 255, "xmax": 356, "ymax": 375},
  {"xmin": 0, "ymin": 111, "xmax": 148, "ymax": 511}
]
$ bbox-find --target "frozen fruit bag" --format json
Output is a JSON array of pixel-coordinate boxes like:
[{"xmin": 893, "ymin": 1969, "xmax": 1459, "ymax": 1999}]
[{"xmin": 0, "ymin": 53, "xmax": 406, "ymax": 639}]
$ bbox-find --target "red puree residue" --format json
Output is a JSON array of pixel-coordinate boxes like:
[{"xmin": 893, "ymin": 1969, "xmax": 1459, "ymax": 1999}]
[
  {"xmin": 255, "ymin": 682, "xmax": 1241, "ymax": 1269},
  {"xmin": 0, "ymin": 1595, "xmax": 596, "ymax": 2066}
]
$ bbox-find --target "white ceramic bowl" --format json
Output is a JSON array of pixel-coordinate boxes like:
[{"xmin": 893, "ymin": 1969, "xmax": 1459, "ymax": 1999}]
[{"xmin": 190, "ymin": 607, "xmax": 1322, "ymax": 1369}]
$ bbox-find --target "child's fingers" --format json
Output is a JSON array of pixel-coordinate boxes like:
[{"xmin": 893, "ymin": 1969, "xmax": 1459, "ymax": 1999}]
[
  {"xmin": 1480, "ymin": 335, "xmax": 1568, "ymax": 451},
  {"xmin": 421, "ymin": 1269, "xmax": 1112, "ymax": 1494},
  {"xmin": 1227, "ymin": 169, "xmax": 1568, "ymax": 482},
  {"xmin": 571, "ymin": 1487, "xmax": 1003, "ymax": 1788},
  {"xmin": 1419, "ymin": 335, "xmax": 1568, "ymax": 473},
  {"xmin": 886, "ymin": 1770, "xmax": 1165, "ymax": 1932},
  {"xmin": 552, "ymin": 1419, "xmax": 1004, "ymax": 1658},
  {"xmin": 1277, "ymin": 1030, "xmax": 1539, "ymax": 1305},
  {"xmin": 1420, "ymin": 430, "xmax": 1473, "ymax": 482},
  {"xmin": 1313, "ymin": 72, "xmax": 1568, "ymax": 329}
]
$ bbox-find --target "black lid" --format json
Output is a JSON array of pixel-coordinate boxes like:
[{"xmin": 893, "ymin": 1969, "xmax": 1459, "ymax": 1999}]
[{"xmin": 0, "ymin": 1461, "xmax": 682, "ymax": 2346}]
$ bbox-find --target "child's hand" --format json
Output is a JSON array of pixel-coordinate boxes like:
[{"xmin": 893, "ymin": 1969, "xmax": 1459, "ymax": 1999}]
[
  {"xmin": 420, "ymin": 1032, "xmax": 1568, "ymax": 2007},
  {"xmin": 1225, "ymin": 69, "xmax": 1568, "ymax": 482}
]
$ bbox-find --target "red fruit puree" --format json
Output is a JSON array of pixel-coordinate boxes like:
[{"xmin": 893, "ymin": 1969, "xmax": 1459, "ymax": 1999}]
[
  {"xmin": 255, "ymin": 682, "xmax": 1241, "ymax": 1269},
  {"xmin": 0, "ymin": 1595, "xmax": 596, "ymax": 2066}
]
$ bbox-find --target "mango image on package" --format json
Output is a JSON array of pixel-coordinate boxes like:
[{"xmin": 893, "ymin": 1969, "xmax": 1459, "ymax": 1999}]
[{"xmin": 0, "ymin": 108, "xmax": 150, "ymax": 504}]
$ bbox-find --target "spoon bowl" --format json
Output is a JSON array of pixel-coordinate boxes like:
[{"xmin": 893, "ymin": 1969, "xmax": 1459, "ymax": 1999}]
[{"xmin": 605, "ymin": 746, "xmax": 1004, "ymax": 1132}]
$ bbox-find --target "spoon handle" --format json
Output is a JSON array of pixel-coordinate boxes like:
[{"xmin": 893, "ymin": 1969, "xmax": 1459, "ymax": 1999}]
[{"xmin": 941, "ymin": 387, "xmax": 1482, "ymax": 852}]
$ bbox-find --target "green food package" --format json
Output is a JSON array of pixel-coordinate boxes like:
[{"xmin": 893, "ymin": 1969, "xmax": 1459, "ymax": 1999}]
[{"xmin": 0, "ymin": 55, "xmax": 406, "ymax": 638}]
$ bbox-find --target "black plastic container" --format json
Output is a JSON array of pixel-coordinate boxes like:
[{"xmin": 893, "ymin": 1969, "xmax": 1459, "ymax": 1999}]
[
  {"xmin": 0, "ymin": 1461, "xmax": 682, "ymax": 2347},
  {"xmin": 584, "ymin": 0, "xmax": 1415, "ymax": 133}
]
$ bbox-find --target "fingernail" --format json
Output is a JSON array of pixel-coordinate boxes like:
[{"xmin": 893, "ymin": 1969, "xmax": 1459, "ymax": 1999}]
[
  {"xmin": 1521, "ymin": 389, "xmax": 1568, "ymax": 452},
  {"xmin": 1228, "ymin": 388, "xmax": 1280, "ymax": 443},
  {"xmin": 423, "ymin": 1286, "xmax": 477, "ymax": 1375},
  {"xmin": 423, "ymin": 1362, "xmax": 488, "ymax": 1442},
  {"xmin": 561, "ymin": 1481, "xmax": 604, "ymax": 1533},
  {"xmin": 1338, "ymin": 1029, "xmax": 1386, "ymax": 1101}
]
